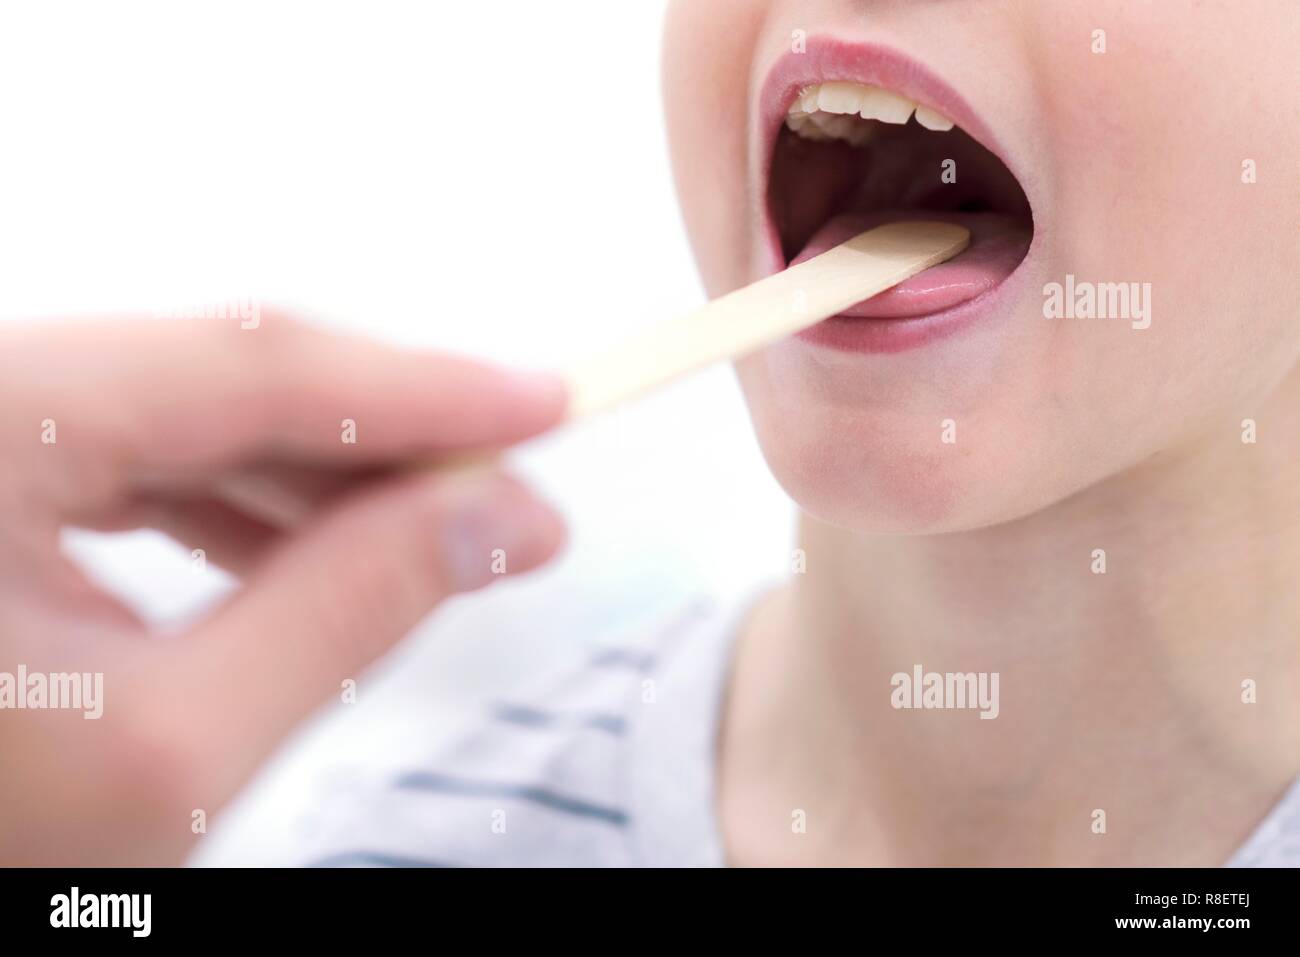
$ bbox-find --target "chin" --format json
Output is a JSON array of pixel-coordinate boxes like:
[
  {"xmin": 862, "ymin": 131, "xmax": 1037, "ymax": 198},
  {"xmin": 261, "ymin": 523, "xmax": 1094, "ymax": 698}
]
[{"xmin": 740, "ymin": 370, "xmax": 1088, "ymax": 536}]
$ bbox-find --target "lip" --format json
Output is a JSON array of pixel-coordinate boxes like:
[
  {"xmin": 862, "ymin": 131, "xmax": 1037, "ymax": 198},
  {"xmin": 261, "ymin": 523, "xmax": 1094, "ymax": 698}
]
[{"xmin": 755, "ymin": 38, "xmax": 1037, "ymax": 354}]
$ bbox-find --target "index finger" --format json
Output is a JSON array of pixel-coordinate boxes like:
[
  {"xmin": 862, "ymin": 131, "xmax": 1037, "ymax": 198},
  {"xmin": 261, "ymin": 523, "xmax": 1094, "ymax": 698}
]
[{"xmin": 1, "ymin": 312, "xmax": 568, "ymax": 475}]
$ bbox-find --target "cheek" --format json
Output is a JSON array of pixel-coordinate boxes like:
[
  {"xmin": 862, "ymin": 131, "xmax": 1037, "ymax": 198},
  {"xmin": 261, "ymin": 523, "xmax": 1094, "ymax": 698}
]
[
  {"xmin": 1039, "ymin": 2, "xmax": 1300, "ymax": 419},
  {"xmin": 663, "ymin": 0, "xmax": 764, "ymax": 296}
]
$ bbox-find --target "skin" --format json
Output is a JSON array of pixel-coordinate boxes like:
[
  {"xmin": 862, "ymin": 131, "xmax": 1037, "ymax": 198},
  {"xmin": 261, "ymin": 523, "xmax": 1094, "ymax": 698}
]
[
  {"xmin": 0, "ymin": 316, "xmax": 566, "ymax": 864},
  {"xmin": 665, "ymin": 0, "xmax": 1300, "ymax": 864}
]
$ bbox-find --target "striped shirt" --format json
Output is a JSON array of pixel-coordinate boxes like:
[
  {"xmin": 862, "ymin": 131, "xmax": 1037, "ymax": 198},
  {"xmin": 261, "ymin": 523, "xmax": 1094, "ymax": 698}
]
[
  {"xmin": 290, "ymin": 595, "xmax": 739, "ymax": 867},
  {"xmin": 286, "ymin": 593, "xmax": 1300, "ymax": 868}
]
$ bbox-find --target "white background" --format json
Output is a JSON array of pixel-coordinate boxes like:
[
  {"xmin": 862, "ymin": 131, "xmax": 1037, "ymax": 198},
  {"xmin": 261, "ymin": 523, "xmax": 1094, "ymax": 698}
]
[{"xmin": 0, "ymin": 1, "xmax": 794, "ymax": 862}]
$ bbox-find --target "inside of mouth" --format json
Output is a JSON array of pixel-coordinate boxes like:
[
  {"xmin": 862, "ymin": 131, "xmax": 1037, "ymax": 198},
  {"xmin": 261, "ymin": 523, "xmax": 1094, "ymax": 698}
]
[{"xmin": 768, "ymin": 107, "xmax": 1034, "ymax": 295}]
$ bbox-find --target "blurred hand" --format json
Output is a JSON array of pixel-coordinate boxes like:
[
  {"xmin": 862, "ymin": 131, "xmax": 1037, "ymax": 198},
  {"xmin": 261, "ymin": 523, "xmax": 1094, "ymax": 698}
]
[{"xmin": 0, "ymin": 313, "xmax": 567, "ymax": 864}]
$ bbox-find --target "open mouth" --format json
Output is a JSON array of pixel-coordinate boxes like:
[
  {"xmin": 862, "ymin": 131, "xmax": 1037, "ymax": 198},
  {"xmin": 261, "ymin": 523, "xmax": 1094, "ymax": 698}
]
[{"xmin": 761, "ymin": 48, "xmax": 1035, "ymax": 340}]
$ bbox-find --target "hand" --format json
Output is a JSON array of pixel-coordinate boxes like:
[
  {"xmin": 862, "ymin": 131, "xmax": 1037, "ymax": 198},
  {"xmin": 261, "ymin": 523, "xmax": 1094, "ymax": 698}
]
[{"xmin": 0, "ymin": 313, "xmax": 567, "ymax": 864}]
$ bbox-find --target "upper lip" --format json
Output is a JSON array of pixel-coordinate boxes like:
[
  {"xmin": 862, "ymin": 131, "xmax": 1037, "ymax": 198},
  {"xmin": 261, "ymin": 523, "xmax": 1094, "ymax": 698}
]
[{"xmin": 755, "ymin": 36, "xmax": 1027, "ymax": 276}]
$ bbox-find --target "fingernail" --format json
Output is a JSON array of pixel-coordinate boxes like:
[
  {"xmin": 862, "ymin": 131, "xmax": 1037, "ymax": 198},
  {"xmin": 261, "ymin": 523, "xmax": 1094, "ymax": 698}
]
[{"xmin": 437, "ymin": 471, "xmax": 563, "ymax": 592}]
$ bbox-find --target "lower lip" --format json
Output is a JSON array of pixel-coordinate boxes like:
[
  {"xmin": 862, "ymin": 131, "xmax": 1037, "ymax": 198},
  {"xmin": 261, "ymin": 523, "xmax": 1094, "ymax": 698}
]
[
  {"xmin": 791, "ymin": 212, "xmax": 1034, "ymax": 354},
  {"xmin": 796, "ymin": 282, "xmax": 1016, "ymax": 354}
]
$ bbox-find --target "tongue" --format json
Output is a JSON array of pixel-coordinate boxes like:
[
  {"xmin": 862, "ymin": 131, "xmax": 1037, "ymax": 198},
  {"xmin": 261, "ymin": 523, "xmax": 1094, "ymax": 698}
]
[{"xmin": 789, "ymin": 210, "xmax": 1032, "ymax": 319}]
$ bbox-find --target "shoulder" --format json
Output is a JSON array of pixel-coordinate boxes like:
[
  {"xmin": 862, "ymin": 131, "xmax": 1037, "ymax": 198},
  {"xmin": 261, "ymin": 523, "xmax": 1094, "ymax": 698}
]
[{"xmin": 286, "ymin": 593, "xmax": 741, "ymax": 868}]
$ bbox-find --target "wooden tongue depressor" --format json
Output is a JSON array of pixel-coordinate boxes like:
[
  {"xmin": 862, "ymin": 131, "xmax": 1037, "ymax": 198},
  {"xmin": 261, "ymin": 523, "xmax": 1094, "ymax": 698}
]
[
  {"xmin": 292, "ymin": 220, "xmax": 972, "ymax": 502},
  {"xmin": 217, "ymin": 224, "xmax": 970, "ymax": 523},
  {"xmin": 563, "ymin": 220, "xmax": 970, "ymax": 420}
]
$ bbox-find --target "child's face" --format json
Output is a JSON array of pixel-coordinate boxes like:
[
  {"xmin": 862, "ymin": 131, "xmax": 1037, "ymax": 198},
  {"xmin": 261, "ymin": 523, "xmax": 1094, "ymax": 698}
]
[{"xmin": 665, "ymin": 0, "xmax": 1300, "ymax": 532}]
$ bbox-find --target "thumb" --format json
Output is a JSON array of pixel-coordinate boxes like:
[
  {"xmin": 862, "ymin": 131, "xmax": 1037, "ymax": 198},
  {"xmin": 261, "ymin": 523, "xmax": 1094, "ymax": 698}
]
[{"xmin": 177, "ymin": 467, "xmax": 564, "ymax": 770}]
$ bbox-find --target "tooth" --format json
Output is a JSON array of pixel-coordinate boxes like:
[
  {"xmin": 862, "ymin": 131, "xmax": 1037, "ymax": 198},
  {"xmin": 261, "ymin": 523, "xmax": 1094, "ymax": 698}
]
[
  {"xmin": 858, "ymin": 86, "xmax": 916, "ymax": 124},
  {"xmin": 915, "ymin": 105, "xmax": 955, "ymax": 131},
  {"xmin": 815, "ymin": 112, "xmax": 874, "ymax": 147},
  {"xmin": 786, "ymin": 112, "xmax": 832, "ymax": 140},
  {"xmin": 808, "ymin": 111, "xmax": 853, "ymax": 137},
  {"xmin": 798, "ymin": 124, "xmax": 834, "ymax": 142},
  {"xmin": 816, "ymin": 81, "xmax": 865, "ymax": 115},
  {"xmin": 786, "ymin": 80, "xmax": 922, "ymax": 145}
]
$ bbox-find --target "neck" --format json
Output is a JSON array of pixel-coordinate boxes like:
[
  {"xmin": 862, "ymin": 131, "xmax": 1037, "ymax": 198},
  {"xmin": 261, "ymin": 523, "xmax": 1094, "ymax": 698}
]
[{"xmin": 722, "ymin": 375, "xmax": 1300, "ymax": 866}]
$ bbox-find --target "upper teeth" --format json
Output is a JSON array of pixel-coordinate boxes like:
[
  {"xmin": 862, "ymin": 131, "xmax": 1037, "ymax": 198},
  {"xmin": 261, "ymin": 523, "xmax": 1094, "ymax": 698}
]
[{"xmin": 786, "ymin": 81, "xmax": 956, "ymax": 144}]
